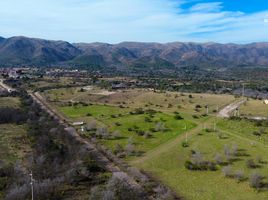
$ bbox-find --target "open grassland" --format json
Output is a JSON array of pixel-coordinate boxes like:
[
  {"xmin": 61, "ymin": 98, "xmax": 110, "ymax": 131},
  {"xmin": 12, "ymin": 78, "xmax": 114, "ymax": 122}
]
[
  {"xmin": 134, "ymin": 119, "xmax": 268, "ymax": 200},
  {"xmin": 0, "ymin": 124, "xmax": 30, "ymax": 165},
  {"xmin": 43, "ymin": 87, "xmax": 237, "ymax": 116},
  {"xmin": 218, "ymin": 118, "xmax": 268, "ymax": 144},
  {"xmin": 59, "ymin": 104, "xmax": 196, "ymax": 156},
  {"xmin": 240, "ymin": 99, "xmax": 268, "ymax": 117},
  {"xmin": 43, "ymin": 87, "xmax": 268, "ymax": 199},
  {"xmin": 27, "ymin": 76, "xmax": 86, "ymax": 91},
  {"xmin": 0, "ymin": 97, "xmax": 20, "ymax": 108}
]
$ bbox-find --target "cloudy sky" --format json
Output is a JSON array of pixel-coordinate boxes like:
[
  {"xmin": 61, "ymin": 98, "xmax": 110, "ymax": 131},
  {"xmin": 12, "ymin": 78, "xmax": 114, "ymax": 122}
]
[{"xmin": 0, "ymin": 0, "xmax": 268, "ymax": 43}]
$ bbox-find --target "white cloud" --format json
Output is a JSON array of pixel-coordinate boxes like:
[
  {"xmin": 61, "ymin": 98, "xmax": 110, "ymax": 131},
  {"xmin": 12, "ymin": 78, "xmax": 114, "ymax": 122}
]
[
  {"xmin": 0, "ymin": 0, "xmax": 267, "ymax": 43},
  {"xmin": 190, "ymin": 2, "xmax": 223, "ymax": 12}
]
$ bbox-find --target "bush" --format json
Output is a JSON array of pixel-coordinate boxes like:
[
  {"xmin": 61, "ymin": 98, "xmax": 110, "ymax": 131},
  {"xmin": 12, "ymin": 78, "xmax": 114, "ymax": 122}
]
[
  {"xmin": 222, "ymin": 166, "xmax": 232, "ymax": 177},
  {"xmin": 144, "ymin": 116, "xmax": 152, "ymax": 123},
  {"xmin": 154, "ymin": 122, "xmax": 166, "ymax": 132},
  {"xmin": 249, "ymin": 172, "xmax": 263, "ymax": 189},
  {"xmin": 114, "ymin": 144, "xmax": 124, "ymax": 155},
  {"xmin": 143, "ymin": 131, "xmax": 152, "ymax": 139},
  {"xmin": 174, "ymin": 114, "xmax": 184, "ymax": 120},
  {"xmin": 112, "ymin": 131, "xmax": 121, "ymax": 139},
  {"xmin": 125, "ymin": 143, "xmax": 135, "ymax": 156},
  {"xmin": 181, "ymin": 141, "xmax": 189, "ymax": 148},
  {"xmin": 234, "ymin": 170, "xmax": 244, "ymax": 182},
  {"xmin": 246, "ymin": 159, "xmax": 258, "ymax": 169},
  {"xmin": 214, "ymin": 153, "xmax": 224, "ymax": 165}
]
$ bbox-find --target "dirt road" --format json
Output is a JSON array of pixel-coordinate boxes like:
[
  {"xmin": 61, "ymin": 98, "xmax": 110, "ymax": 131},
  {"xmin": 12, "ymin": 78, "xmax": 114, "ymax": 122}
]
[
  {"xmin": 0, "ymin": 79, "xmax": 15, "ymax": 92},
  {"xmin": 218, "ymin": 99, "xmax": 246, "ymax": 118},
  {"xmin": 29, "ymin": 91, "xmax": 178, "ymax": 199}
]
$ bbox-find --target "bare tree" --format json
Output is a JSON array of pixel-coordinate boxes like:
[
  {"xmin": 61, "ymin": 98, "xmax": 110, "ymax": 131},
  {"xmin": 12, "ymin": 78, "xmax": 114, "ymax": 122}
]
[
  {"xmin": 191, "ymin": 152, "xmax": 203, "ymax": 166},
  {"xmin": 234, "ymin": 170, "xmax": 244, "ymax": 182},
  {"xmin": 249, "ymin": 172, "xmax": 263, "ymax": 189},
  {"xmin": 112, "ymin": 131, "xmax": 121, "ymax": 139},
  {"xmin": 155, "ymin": 122, "xmax": 166, "ymax": 132},
  {"xmin": 222, "ymin": 166, "xmax": 232, "ymax": 177},
  {"xmin": 214, "ymin": 153, "xmax": 224, "ymax": 165},
  {"xmin": 125, "ymin": 143, "xmax": 135, "ymax": 156}
]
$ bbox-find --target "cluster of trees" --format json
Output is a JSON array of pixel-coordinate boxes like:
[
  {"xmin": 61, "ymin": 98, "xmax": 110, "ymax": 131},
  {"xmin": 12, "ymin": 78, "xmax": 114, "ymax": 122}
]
[
  {"xmin": 0, "ymin": 107, "xmax": 27, "ymax": 124},
  {"xmin": 185, "ymin": 143, "xmax": 267, "ymax": 191},
  {"xmin": 184, "ymin": 151, "xmax": 217, "ymax": 171},
  {"xmin": 0, "ymin": 89, "xmax": 150, "ymax": 200}
]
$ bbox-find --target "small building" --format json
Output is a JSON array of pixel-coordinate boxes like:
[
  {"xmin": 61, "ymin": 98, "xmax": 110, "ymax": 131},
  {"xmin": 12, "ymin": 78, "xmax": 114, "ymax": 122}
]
[{"xmin": 72, "ymin": 121, "xmax": 84, "ymax": 126}]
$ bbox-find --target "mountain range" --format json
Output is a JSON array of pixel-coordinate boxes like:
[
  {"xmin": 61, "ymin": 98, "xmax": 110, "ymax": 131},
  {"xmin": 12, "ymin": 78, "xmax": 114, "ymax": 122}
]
[{"xmin": 0, "ymin": 36, "xmax": 268, "ymax": 69}]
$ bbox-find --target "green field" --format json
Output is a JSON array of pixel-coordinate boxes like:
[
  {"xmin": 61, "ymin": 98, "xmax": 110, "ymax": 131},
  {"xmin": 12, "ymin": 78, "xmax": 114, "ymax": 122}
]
[
  {"xmin": 60, "ymin": 104, "xmax": 196, "ymax": 156},
  {"xmin": 0, "ymin": 124, "xmax": 31, "ymax": 199},
  {"xmin": 240, "ymin": 99, "xmax": 268, "ymax": 117},
  {"xmin": 134, "ymin": 118, "xmax": 268, "ymax": 200},
  {"xmin": 44, "ymin": 87, "xmax": 268, "ymax": 199},
  {"xmin": 0, "ymin": 97, "xmax": 20, "ymax": 108},
  {"xmin": 0, "ymin": 124, "xmax": 30, "ymax": 164}
]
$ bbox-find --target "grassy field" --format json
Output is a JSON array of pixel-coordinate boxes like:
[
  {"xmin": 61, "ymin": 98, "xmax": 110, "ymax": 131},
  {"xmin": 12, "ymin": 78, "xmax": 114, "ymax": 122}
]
[
  {"xmin": 44, "ymin": 87, "xmax": 236, "ymax": 116},
  {"xmin": 134, "ymin": 119, "xmax": 268, "ymax": 200},
  {"xmin": 59, "ymin": 104, "xmax": 196, "ymax": 156},
  {"xmin": 43, "ymin": 87, "xmax": 268, "ymax": 199},
  {"xmin": 0, "ymin": 124, "xmax": 30, "ymax": 164},
  {"xmin": 240, "ymin": 99, "xmax": 268, "ymax": 117},
  {"xmin": 0, "ymin": 97, "xmax": 20, "ymax": 108},
  {"xmin": 26, "ymin": 76, "xmax": 85, "ymax": 91},
  {"xmin": 0, "ymin": 124, "xmax": 31, "ymax": 199}
]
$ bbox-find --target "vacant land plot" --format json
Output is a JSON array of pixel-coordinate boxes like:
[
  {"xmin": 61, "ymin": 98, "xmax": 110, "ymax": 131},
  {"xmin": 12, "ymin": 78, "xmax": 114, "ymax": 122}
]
[
  {"xmin": 135, "ymin": 119, "xmax": 268, "ymax": 200},
  {"xmin": 0, "ymin": 124, "xmax": 30, "ymax": 164},
  {"xmin": 240, "ymin": 99, "xmax": 268, "ymax": 117},
  {"xmin": 44, "ymin": 87, "xmax": 236, "ymax": 117},
  {"xmin": 59, "ymin": 104, "xmax": 196, "ymax": 156},
  {"xmin": 0, "ymin": 97, "xmax": 20, "ymax": 108},
  {"xmin": 45, "ymin": 87, "xmax": 261, "ymax": 199}
]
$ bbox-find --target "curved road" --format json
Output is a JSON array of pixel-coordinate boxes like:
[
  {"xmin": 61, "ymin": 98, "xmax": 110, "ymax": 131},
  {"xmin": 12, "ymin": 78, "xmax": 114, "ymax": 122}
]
[{"xmin": 217, "ymin": 99, "xmax": 246, "ymax": 118}]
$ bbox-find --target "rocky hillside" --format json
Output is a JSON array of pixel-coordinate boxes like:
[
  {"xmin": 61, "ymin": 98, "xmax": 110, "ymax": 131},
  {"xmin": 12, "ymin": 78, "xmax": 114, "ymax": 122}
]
[{"xmin": 1, "ymin": 36, "xmax": 268, "ymax": 68}]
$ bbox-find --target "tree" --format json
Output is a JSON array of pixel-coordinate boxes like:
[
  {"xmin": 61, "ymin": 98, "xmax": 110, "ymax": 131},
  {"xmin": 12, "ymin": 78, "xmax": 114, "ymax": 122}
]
[
  {"xmin": 114, "ymin": 144, "xmax": 124, "ymax": 155},
  {"xmin": 191, "ymin": 152, "xmax": 203, "ymax": 166},
  {"xmin": 246, "ymin": 159, "xmax": 257, "ymax": 169},
  {"xmin": 222, "ymin": 166, "xmax": 232, "ymax": 177},
  {"xmin": 231, "ymin": 144, "xmax": 238, "ymax": 156},
  {"xmin": 96, "ymin": 127, "xmax": 109, "ymax": 139},
  {"xmin": 234, "ymin": 170, "xmax": 244, "ymax": 182},
  {"xmin": 112, "ymin": 131, "xmax": 121, "ymax": 139},
  {"xmin": 155, "ymin": 122, "xmax": 166, "ymax": 132},
  {"xmin": 125, "ymin": 143, "xmax": 135, "ymax": 156},
  {"xmin": 86, "ymin": 120, "xmax": 97, "ymax": 131},
  {"xmin": 214, "ymin": 153, "xmax": 224, "ymax": 165},
  {"xmin": 249, "ymin": 172, "xmax": 263, "ymax": 189}
]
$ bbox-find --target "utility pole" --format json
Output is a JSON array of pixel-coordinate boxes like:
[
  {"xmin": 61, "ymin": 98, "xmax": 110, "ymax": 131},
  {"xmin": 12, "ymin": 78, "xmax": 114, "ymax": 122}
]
[
  {"xmin": 242, "ymin": 83, "xmax": 245, "ymax": 97},
  {"xmin": 184, "ymin": 124, "xmax": 188, "ymax": 143},
  {"xmin": 206, "ymin": 105, "xmax": 209, "ymax": 115},
  {"xmin": 30, "ymin": 171, "xmax": 34, "ymax": 200}
]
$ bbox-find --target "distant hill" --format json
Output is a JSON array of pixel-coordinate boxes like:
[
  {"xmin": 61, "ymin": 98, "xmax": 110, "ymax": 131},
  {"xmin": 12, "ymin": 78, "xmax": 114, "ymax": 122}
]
[
  {"xmin": 0, "ymin": 36, "xmax": 81, "ymax": 66},
  {"xmin": 1, "ymin": 36, "xmax": 268, "ymax": 69}
]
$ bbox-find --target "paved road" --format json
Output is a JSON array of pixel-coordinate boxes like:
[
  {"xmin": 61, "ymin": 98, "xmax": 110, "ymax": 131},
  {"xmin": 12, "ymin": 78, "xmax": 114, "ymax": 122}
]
[{"xmin": 218, "ymin": 99, "xmax": 246, "ymax": 118}]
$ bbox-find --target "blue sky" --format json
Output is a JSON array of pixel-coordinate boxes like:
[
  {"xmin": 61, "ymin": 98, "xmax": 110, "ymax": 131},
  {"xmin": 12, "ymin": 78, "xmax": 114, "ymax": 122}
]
[{"xmin": 0, "ymin": 0, "xmax": 268, "ymax": 43}]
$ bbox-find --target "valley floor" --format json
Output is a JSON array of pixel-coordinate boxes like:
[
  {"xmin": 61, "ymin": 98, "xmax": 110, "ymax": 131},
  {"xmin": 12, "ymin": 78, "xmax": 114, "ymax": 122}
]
[{"xmin": 40, "ymin": 85, "xmax": 268, "ymax": 200}]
